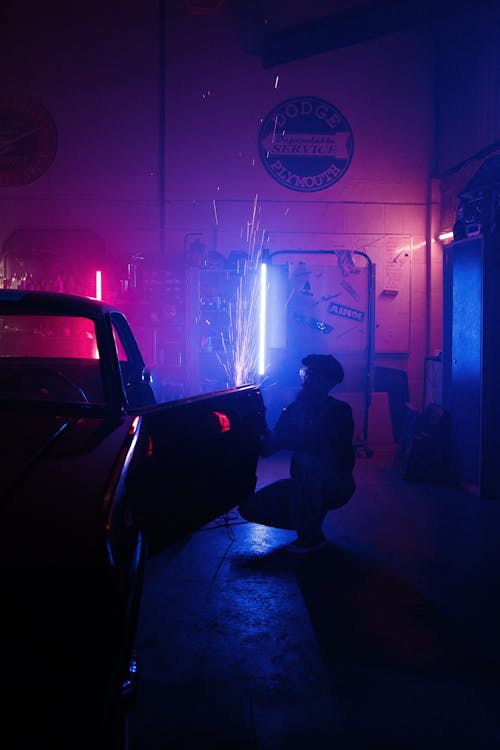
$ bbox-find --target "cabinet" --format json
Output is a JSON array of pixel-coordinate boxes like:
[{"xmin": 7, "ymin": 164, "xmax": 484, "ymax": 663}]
[
  {"xmin": 186, "ymin": 267, "xmax": 258, "ymax": 394},
  {"xmin": 442, "ymin": 235, "xmax": 500, "ymax": 498},
  {"xmin": 118, "ymin": 261, "xmax": 186, "ymax": 400}
]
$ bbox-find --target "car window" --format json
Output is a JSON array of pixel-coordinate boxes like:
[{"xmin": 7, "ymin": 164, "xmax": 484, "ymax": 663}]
[
  {"xmin": 0, "ymin": 314, "xmax": 99, "ymax": 358},
  {"xmin": 110, "ymin": 314, "xmax": 156, "ymax": 408},
  {"xmin": 111, "ymin": 319, "xmax": 131, "ymax": 388},
  {"xmin": 0, "ymin": 314, "xmax": 105, "ymax": 405},
  {"xmin": 111, "ymin": 321, "xmax": 129, "ymax": 363}
]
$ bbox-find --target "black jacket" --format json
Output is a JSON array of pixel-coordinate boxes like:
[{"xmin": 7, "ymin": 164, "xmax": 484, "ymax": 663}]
[{"xmin": 262, "ymin": 392, "xmax": 355, "ymax": 479}]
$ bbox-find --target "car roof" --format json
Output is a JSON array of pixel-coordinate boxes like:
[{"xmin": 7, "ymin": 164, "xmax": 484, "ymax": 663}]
[{"xmin": 0, "ymin": 289, "xmax": 119, "ymax": 318}]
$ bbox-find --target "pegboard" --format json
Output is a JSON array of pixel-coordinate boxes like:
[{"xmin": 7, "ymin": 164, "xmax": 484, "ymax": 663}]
[
  {"xmin": 265, "ymin": 249, "xmax": 374, "ymax": 452},
  {"xmin": 266, "ymin": 232, "xmax": 412, "ymax": 353}
]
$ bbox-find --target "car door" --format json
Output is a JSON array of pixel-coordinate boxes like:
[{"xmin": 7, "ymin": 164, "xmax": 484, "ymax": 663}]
[
  {"xmin": 108, "ymin": 312, "xmax": 264, "ymax": 555},
  {"xmin": 125, "ymin": 386, "xmax": 263, "ymax": 556}
]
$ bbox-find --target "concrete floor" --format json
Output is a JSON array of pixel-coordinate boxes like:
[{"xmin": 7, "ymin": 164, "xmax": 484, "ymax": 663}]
[{"xmin": 128, "ymin": 445, "xmax": 500, "ymax": 750}]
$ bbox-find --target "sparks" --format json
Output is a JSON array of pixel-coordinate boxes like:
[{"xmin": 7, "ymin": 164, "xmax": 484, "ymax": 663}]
[
  {"xmin": 272, "ymin": 114, "xmax": 278, "ymax": 143},
  {"xmin": 217, "ymin": 195, "xmax": 267, "ymax": 387}
]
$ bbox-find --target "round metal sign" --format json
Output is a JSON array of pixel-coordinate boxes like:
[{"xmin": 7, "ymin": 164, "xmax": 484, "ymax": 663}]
[
  {"xmin": 259, "ymin": 96, "xmax": 353, "ymax": 193},
  {"xmin": 0, "ymin": 96, "xmax": 58, "ymax": 187}
]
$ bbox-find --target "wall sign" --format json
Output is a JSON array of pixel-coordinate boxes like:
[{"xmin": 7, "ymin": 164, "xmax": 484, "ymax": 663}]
[
  {"xmin": 0, "ymin": 96, "xmax": 58, "ymax": 187},
  {"xmin": 258, "ymin": 96, "xmax": 353, "ymax": 193}
]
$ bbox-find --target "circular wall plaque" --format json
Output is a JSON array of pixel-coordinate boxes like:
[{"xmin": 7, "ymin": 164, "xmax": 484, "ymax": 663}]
[
  {"xmin": 259, "ymin": 96, "xmax": 353, "ymax": 193},
  {"xmin": 0, "ymin": 96, "xmax": 58, "ymax": 187}
]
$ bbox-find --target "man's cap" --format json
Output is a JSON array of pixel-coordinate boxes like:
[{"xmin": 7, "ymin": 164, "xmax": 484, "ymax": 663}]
[{"xmin": 301, "ymin": 354, "xmax": 344, "ymax": 385}]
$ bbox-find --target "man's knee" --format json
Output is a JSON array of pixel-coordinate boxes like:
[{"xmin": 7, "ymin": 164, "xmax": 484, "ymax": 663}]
[
  {"xmin": 238, "ymin": 493, "xmax": 256, "ymax": 521},
  {"xmin": 237, "ymin": 479, "xmax": 299, "ymax": 530},
  {"xmin": 327, "ymin": 477, "xmax": 356, "ymax": 509}
]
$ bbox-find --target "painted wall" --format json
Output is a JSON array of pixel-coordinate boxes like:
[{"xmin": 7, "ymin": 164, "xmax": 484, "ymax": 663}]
[
  {"xmin": 165, "ymin": 3, "xmax": 435, "ymax": 409},
  {"xmin": 6, "ymin": 0, "xmax": 489, "ymax": 414},
  {"xmin": 435, "ymin": 2, "xmax": 500, "ymax": 246},
  {"xmin": 0, "ymin": 1, "xmax": 161, "ymax": 280}
]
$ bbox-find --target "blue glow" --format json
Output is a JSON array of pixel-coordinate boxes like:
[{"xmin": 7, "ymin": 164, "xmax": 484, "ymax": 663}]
[{"xmin": 259, "ymin": 261, "xmax": 267, "ymax": 375}]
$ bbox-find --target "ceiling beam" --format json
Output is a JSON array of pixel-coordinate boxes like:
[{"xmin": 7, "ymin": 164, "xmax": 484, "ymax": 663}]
[{"xmin": 260, "ymin": 0, "xmax": 467, "ymax": 67}]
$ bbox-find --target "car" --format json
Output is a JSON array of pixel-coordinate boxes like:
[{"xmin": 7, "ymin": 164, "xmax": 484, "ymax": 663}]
[{"xmin": 0, "ymin": 289, "xmax": 264, "ymax": 749}]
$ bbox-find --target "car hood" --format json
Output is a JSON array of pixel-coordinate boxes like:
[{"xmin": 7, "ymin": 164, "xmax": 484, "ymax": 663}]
[{"xmin": 0, "ymin": 408, "xmax": 136, "ymax": 565}]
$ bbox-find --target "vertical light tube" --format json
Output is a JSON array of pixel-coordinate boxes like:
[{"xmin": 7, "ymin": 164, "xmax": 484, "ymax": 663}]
[
  {"xmin": 95, "ymin": 270, "xmax": 102, "ymax": 301},
  {"xmin": 259, "ymin": 260, "xmax": 267, "ymax": 376}
]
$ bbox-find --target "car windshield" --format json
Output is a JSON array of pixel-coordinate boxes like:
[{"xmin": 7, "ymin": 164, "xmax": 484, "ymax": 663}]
[{"xmin": 0, "ymin": 314, "xmax": 106, "ymax": 405}]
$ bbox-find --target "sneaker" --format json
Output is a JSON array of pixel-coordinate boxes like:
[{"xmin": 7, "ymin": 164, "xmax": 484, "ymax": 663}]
[{"xmin": 285, "ymin": 535, "xmax": 328, "ymax": 554}]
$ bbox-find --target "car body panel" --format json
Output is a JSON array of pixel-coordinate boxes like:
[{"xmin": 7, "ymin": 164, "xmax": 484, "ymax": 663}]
[{"xmin": 0, "ymin": 289, "xmax": 265, "ymax": 748}]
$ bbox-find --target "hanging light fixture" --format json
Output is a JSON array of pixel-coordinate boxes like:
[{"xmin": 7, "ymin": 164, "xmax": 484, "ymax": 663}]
[{"xmin": 183, "ymin": 0, "xmax": 225, "ymax": 14}]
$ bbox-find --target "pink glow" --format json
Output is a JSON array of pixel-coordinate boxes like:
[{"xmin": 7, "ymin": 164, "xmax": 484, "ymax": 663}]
[
  {"xmin": 95, "ymin": 270, "xmax": 102, "ymax": 300},
  {"xmin": 213, "ymin": 411, "xmax": 230, "ymax": 432}
]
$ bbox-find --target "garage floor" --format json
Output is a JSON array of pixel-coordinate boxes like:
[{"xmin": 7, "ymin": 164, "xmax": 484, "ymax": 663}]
[{"xmin": 128, "ymin": 445, "xmax": 500, "ymax": 750}]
